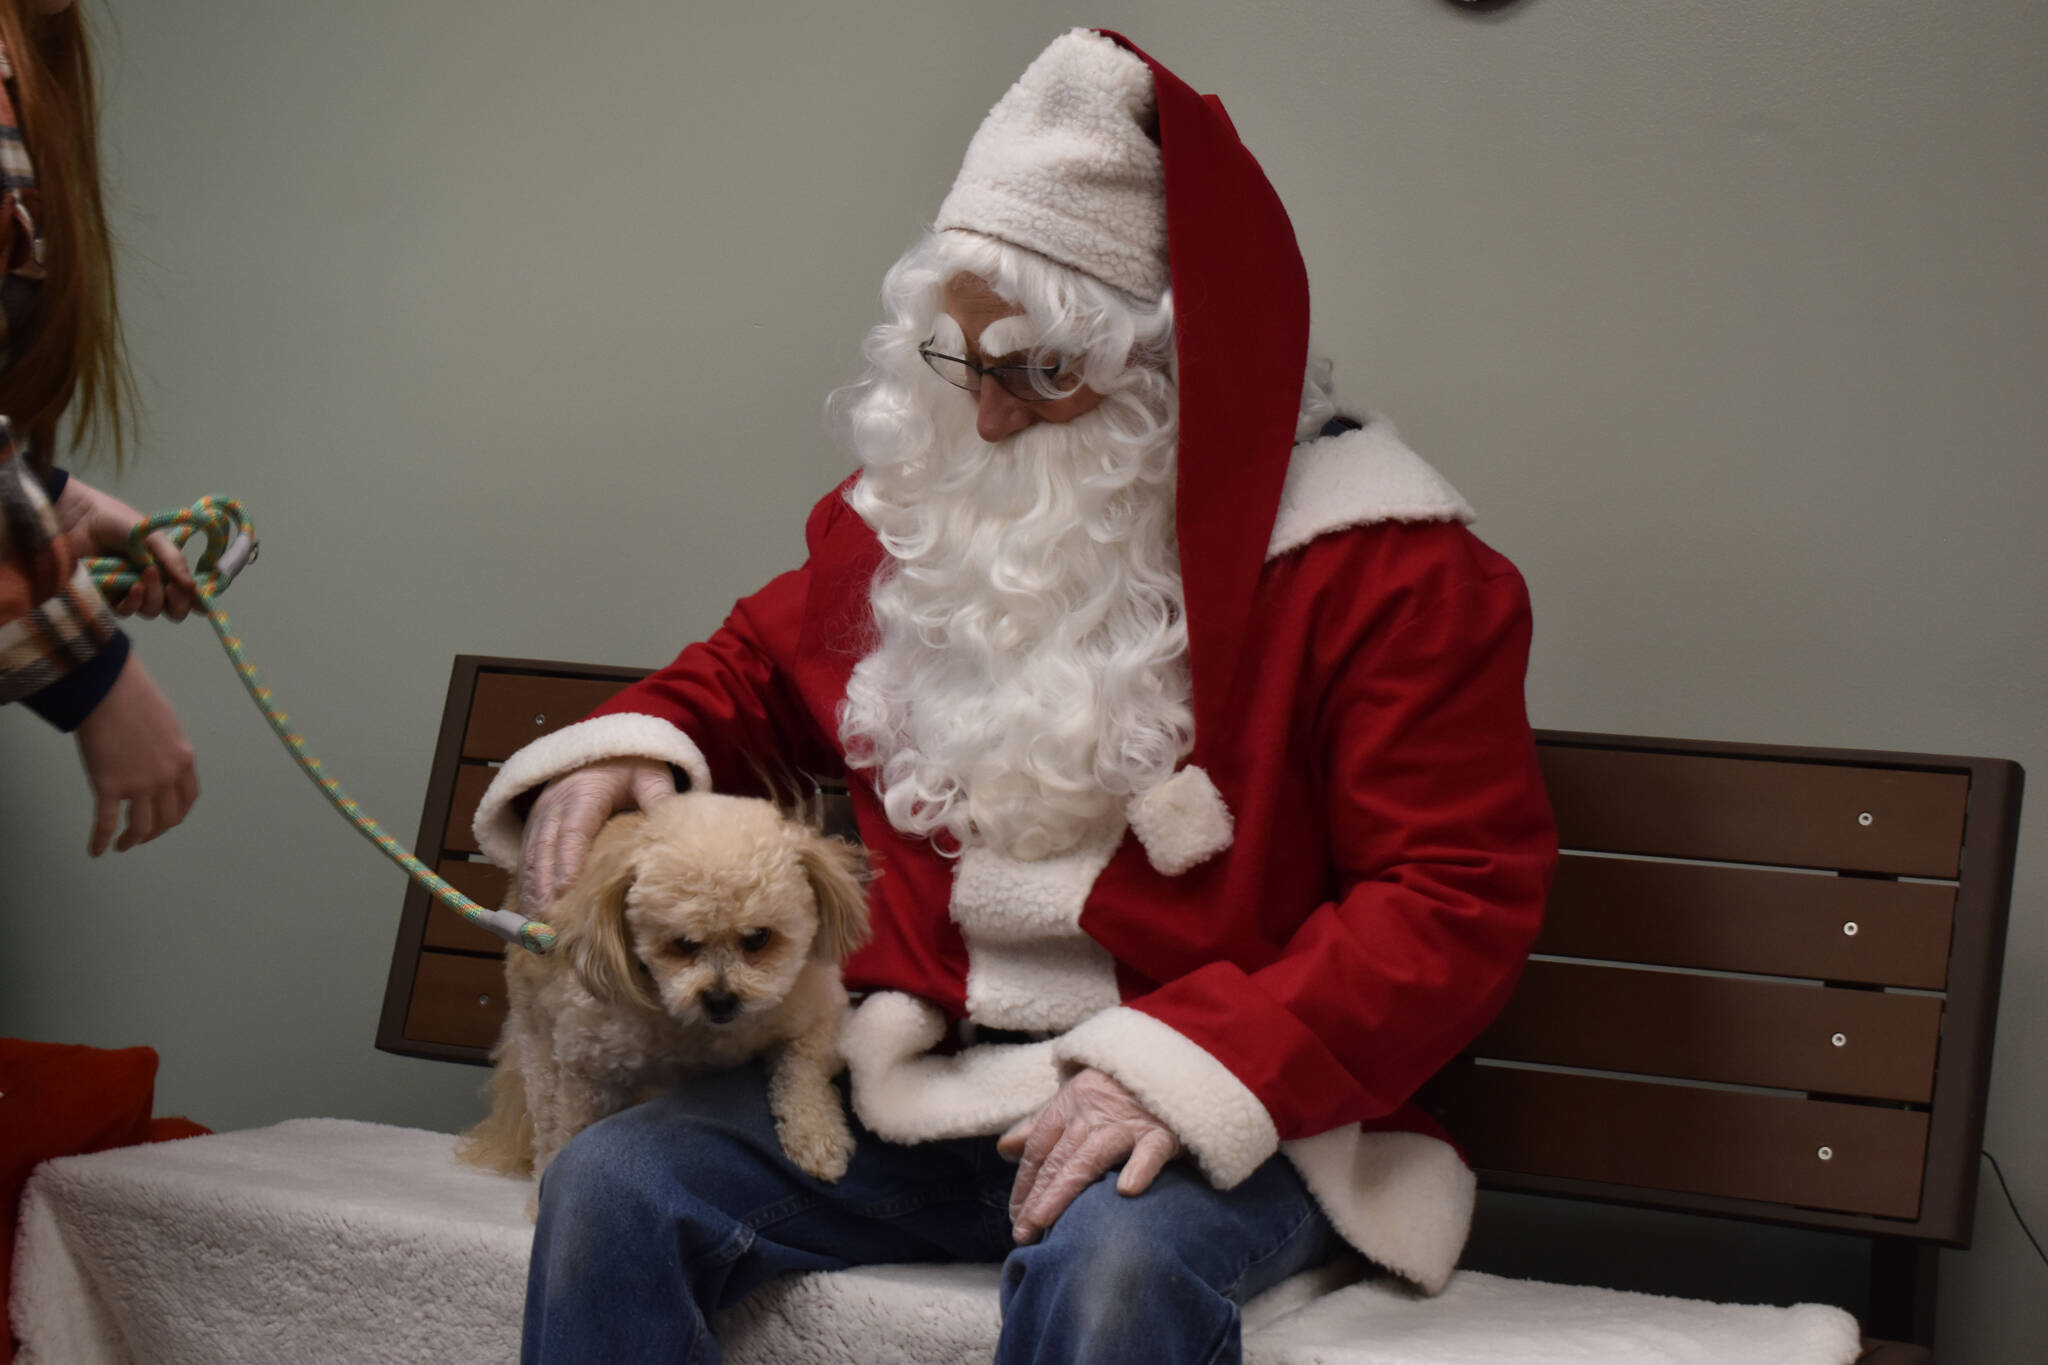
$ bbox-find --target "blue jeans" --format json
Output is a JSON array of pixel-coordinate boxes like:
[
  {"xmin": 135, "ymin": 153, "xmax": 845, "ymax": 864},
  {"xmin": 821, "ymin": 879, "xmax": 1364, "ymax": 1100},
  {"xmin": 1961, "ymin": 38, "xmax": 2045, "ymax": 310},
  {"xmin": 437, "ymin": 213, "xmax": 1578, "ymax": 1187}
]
[{"xmin": 522, "ymin": 1062, "xmax": 1340, "ymax": 1364}]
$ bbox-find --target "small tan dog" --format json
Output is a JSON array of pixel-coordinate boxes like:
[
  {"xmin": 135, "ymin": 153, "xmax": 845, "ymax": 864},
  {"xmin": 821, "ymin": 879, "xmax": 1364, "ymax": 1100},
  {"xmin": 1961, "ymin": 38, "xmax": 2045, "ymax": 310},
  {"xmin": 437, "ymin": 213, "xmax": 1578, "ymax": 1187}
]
[{"xmin": 458, "ymin": 792, "xmax": 870, "ymax": 1187}]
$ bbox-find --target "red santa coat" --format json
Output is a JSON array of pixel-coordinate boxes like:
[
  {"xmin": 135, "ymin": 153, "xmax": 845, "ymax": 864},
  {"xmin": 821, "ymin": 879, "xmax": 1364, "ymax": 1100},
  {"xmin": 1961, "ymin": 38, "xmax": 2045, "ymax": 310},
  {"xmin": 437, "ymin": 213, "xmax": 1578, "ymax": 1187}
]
[{"xmin": 475, "ymin": 418, "xmax": 1557, "ymax": 1292}]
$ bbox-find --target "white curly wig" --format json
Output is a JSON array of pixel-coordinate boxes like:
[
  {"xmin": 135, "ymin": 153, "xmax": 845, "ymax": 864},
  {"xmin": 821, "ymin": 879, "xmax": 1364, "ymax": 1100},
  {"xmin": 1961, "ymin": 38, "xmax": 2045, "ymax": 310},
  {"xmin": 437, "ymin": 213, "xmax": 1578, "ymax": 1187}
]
[{"xmin": 832, "ymin": 229, "xmax": 1336, "ymax": 860}]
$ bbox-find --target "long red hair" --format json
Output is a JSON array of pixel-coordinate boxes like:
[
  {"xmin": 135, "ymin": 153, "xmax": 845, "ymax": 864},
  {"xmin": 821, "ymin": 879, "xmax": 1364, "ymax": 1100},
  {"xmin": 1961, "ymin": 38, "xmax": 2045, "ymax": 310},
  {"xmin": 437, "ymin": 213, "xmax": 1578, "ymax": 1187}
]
[{"xmin": 0, "ymin": 0, "xmax": 132, "ymax": 473}]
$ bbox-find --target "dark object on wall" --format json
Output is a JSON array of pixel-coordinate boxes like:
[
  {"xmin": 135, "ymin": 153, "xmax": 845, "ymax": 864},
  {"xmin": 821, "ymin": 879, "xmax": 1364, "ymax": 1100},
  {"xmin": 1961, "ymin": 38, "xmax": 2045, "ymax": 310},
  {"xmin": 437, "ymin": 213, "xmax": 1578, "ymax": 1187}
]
[{"xmin": 1445, "ymin": 0, "xmax": 1531, "ymax": 15}]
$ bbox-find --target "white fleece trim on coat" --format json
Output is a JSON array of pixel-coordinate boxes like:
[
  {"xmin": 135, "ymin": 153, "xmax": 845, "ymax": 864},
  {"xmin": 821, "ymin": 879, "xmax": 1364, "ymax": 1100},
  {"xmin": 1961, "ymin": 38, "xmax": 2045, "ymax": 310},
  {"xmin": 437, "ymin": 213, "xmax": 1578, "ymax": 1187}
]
[
  {"xmin": 964, "ymin": 936, "xmax": 1123, "ymax": 1034},
  {"xmin": 1280, "ymin": 1127, "xmax": 1477, "ymax": 1297},
  {"xmin": 840, "ymin": 992, "xmax": 1064, "ymax": 1142},
  {"xmin": 1052, "ymin": 1006, "xmax": 1279, "ymax": 1189},
  {"xmin": 471, "ymin": 713, "xmax": 714, "ymax": 869},
  {"xmin": 952, "ymin": 830, "xmax": 1125, "ymax": 1033},
  {"xmin": 1126, "ymin": 765, "xmax": 1233, "ymax": 875},
  {"xmin": 1267, "ymin": 419, "xmax": 1474, "ymax": 562},
  {"xmin": 950, "ymin": 829, "xmax": 1123, "ymax": 944}
]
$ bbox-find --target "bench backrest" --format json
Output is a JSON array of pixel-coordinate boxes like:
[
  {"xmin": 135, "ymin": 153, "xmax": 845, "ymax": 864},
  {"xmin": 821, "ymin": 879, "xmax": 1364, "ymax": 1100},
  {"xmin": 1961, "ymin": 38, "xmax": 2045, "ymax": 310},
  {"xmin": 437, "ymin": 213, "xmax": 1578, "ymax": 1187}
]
[
  {"xmin": 378, "ymin": 657, "xmax": 2022, "ymax": 1258},
  {"xmin": 376, "ymin": 657, "xmax": 650, "ymax": 1063},
  {"xmin": 1420, "ymin": 732, "xmax": 2020, "ymax": 1253}
]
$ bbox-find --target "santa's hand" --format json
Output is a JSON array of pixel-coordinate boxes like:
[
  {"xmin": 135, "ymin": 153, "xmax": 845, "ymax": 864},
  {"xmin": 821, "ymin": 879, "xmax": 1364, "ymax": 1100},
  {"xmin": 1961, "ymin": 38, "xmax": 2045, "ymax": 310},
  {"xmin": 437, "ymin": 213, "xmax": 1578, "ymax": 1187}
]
[
  {"xmin": 519, "ymin": 760, "xmax": 676, "ymax": 910},
  {"xmin": 998, "ymin": 1066, "xmax": 1182, "ymax": 1245}
]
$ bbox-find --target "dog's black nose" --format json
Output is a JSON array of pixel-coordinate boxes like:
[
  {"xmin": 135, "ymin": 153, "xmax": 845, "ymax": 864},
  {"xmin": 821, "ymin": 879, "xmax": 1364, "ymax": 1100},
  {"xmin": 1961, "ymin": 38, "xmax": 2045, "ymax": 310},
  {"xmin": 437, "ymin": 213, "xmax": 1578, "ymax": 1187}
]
[{"xmin": 702, "ymin": 991, "xmax": 739, "ymax": 1023}]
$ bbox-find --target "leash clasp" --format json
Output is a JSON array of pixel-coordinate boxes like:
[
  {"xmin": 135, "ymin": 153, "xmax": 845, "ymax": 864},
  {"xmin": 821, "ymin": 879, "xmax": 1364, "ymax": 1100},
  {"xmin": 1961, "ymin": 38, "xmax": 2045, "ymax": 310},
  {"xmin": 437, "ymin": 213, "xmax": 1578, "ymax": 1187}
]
[{"xmin": 213, "ymin": 530, "xmax": 259, "ymax": 588}]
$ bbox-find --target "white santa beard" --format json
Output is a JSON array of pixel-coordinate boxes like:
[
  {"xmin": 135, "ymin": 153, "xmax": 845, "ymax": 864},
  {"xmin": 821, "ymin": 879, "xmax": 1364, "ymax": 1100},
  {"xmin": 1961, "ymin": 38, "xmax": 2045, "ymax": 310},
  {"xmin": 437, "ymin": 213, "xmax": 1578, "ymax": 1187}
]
[{"xmin": 840, "ymin": 381, "xmax": 1193, "ymax": 862}]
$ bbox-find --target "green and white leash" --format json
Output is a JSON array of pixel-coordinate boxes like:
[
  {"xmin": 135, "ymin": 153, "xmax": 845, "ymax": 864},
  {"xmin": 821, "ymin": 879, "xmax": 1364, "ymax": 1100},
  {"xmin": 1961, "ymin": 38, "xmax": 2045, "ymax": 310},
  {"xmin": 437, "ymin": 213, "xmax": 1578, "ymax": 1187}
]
[{"xmin": 87, "ymin": 496, "xmax": 557, "ymax": 955}]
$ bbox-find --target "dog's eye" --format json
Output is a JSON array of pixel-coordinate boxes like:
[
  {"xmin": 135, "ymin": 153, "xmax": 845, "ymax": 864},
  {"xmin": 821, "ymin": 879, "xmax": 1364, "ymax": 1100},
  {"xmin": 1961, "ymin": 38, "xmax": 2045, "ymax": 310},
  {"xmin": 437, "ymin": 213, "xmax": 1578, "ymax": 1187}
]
[
  {"xmin": 670, "ymin": 936, "xmax": 700, "ymax": 957},
  {"xmin": 740, "ymin": 928, "xmax": 773, "ymax": 953}
]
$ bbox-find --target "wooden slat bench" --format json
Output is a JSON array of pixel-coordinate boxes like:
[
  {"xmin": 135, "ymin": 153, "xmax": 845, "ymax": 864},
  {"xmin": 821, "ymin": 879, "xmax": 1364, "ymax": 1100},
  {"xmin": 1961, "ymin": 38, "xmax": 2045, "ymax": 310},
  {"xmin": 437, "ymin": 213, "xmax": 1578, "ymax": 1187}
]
[{"xmin": 377, "ymin": 654, "xmax": 2025, "ymax": 1361}]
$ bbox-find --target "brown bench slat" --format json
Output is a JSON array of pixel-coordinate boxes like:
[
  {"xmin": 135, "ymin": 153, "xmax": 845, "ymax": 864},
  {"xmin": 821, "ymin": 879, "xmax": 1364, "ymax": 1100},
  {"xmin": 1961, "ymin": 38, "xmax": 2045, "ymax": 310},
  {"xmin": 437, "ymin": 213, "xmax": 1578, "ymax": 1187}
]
[
  {"xmin": 1540, "ymin": 746, "xmax": 1969, "ymax": 878},
  {"xmin": 442, "ymin": 763, "xmax": 494, "ymax": 855},
  {"xmin": 1476, "ymin": 960, "xmax": 1943, "ymax": 1103},
  {"xmin": 422, "ymin": 860, "xmax": 513, "ymax": 953},
  {"xmin": 1431, "ymin": 1062, "xmax": 1930, "ymax": 1219},
  {"xmin": 405, "ymin": 951, "xmax": 511, "ymax": 1052},
  {"xmin": 462, "ymin": 672, "xmax": 639, "ymax": 761},
  {"xmin": 1541, "ymin": 855, "xmax": 1954, "ymax": 988}
]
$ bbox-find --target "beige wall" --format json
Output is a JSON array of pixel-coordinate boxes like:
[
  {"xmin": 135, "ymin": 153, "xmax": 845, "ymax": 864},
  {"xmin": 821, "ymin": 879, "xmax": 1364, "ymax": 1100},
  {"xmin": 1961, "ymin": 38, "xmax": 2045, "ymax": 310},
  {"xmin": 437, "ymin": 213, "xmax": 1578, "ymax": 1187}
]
[{"xmin": 2, "ymin": 2, "xmax": 2040, "ymax": 1358}]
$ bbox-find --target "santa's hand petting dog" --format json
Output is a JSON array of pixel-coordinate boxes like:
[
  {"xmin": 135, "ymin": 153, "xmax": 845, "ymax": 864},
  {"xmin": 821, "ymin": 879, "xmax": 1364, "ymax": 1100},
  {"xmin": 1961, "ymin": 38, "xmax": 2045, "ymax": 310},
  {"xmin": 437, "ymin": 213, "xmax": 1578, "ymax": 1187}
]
[{"xmin": 475, "ymin": 28, "xmax": 1557, "ymax": 1365}]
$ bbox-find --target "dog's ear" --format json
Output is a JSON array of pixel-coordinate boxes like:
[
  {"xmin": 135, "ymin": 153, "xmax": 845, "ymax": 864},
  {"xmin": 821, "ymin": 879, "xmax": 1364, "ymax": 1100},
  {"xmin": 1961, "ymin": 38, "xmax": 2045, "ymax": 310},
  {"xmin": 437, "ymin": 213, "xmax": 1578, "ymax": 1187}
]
[
  {"xmin": 797, "ymin": 832, "xmax": 871, "ymax": 964},
  {"xmin": 555, "ymin": 813, "xmax": 659, "ymax": 1009}
]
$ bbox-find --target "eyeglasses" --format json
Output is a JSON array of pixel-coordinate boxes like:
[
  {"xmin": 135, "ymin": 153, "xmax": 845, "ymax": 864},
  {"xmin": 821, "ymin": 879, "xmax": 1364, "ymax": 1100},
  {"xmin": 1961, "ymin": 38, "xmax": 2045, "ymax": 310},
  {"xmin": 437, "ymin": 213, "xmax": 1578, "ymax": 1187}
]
[{"xmin": 919, "ymin": 341, "xmax": 1083, "ymax": 403}]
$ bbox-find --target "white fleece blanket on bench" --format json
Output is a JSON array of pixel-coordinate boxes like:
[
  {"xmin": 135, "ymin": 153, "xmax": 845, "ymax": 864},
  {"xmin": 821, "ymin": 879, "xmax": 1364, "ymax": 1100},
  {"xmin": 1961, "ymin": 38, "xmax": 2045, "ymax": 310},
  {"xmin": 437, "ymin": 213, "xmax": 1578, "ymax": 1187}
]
[{"xmin": 11, "ymin": 1119, "xmax": 1862, "ymax": 1365}]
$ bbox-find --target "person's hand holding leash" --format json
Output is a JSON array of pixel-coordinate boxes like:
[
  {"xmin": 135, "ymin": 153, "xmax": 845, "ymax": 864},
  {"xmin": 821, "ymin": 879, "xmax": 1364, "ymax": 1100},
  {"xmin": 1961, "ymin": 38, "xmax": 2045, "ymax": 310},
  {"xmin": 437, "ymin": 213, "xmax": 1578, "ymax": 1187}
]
[
  {"xmin": 521, "ymin": 759, "xmax": 677, "ymax": 910},
  {"xmin": 999, "ymin": 1065, "xmax": 1182, "ymax": 1245},
  {"xmin": 55, "ymin": 476, "xmax": 199, "ymax": 620}
]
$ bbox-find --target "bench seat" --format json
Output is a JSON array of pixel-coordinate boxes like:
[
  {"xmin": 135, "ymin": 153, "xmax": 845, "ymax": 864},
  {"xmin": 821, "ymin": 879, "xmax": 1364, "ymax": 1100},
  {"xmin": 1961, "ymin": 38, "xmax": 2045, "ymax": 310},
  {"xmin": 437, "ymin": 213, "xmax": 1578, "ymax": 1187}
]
[{"xmin": 13, "ymin": 1119, "xmax": 1876, "ymax": 1365}]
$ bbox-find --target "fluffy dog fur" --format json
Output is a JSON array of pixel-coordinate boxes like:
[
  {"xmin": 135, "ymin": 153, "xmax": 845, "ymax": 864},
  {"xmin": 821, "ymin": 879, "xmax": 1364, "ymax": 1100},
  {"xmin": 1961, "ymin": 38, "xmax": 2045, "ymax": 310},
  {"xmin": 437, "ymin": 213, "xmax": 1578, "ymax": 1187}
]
[{"xmin": 457, "ymin": 792, "xmax": 871, "ymax": 1187}]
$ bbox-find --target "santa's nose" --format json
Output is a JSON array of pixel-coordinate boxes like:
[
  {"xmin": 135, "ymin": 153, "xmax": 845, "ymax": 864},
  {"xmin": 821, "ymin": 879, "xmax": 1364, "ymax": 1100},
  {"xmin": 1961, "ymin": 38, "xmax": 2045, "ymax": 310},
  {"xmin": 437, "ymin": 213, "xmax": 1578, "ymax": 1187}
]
[{"xmin": 976, "ymin": 381, "xmax": 1036, "ymax": 443}]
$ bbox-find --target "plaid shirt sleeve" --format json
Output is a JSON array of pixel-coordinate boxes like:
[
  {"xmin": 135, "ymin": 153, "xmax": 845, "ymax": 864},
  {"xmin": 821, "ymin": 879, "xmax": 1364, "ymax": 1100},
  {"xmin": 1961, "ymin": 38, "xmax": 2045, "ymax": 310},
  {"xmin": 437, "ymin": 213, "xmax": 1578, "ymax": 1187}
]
[
  {"xmin": 0, "ymin": 39, "xmax": 129, "ymax": 730},
  {"xmin": 0, "ymin": 423, "xmax": 129, "ymax": 728}
]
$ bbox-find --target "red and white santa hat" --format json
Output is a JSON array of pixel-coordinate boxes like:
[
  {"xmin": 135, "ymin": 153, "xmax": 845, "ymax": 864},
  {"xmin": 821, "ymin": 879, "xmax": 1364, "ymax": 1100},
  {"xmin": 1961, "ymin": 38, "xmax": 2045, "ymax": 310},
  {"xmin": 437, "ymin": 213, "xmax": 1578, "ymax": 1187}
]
[{"xmin": 936, "ymin": 28, "xmax": 1311, "ymax": 787}]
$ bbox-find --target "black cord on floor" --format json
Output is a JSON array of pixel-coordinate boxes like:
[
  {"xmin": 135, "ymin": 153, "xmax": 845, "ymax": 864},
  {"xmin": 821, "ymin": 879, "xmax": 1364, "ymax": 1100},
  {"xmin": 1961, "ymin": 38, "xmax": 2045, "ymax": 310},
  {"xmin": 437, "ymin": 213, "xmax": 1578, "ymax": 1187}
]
[{"xmin": 1983, "ymin": 1149, "xmax": 2048, "ymax": 1268}]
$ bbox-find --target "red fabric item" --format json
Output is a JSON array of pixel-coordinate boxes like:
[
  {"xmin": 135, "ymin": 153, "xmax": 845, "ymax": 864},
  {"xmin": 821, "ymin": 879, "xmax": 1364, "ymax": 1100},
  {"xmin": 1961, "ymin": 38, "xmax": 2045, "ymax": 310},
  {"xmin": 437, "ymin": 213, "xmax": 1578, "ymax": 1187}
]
[
  {"xmin": 573, "ymin": 32, "xmax": 1554, "ymax": 1277},
  {"xmin": 592, "ymin": 482, "xmax": 1557, "ymax": 1145},
  {"xmin": 146, "ymin": 1116, "xmax": 213, "ymax": 1144},
  {"xmin": 585, "ymin": 45, "xmax": 1551, "ymax": 1133},
  {"xmin": 0, "ymin": 1039, "xmax": 209, "ymax": 1365},
  {"xmin": 1095, "ymin": 31, "xmax": 1311, "ymax": 774}
]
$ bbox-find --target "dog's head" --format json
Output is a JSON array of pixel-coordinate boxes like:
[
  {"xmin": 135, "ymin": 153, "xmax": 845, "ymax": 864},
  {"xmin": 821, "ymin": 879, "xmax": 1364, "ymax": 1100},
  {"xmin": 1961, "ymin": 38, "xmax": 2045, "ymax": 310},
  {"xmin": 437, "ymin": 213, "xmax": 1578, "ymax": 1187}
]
[{"xmin": 551, "ymin": 792, "xmax": 870, "ymax": 1025}]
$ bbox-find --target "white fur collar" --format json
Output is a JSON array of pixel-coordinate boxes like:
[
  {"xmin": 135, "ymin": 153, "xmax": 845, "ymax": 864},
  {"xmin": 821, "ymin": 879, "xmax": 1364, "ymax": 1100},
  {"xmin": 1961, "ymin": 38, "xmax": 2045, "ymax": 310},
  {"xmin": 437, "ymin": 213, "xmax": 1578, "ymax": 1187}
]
[{"xmin": 1267, "ymin": 418, "xmax": 1474, "ymax": 562}]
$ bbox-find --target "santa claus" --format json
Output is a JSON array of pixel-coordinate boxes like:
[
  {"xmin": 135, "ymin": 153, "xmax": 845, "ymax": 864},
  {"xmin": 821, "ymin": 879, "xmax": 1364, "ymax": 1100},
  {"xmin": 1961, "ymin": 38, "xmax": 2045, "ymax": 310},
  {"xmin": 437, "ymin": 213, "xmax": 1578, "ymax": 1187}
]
[{"xmin": 477, "ymin": 28, "xmax": 1555, "ymax": 1365}]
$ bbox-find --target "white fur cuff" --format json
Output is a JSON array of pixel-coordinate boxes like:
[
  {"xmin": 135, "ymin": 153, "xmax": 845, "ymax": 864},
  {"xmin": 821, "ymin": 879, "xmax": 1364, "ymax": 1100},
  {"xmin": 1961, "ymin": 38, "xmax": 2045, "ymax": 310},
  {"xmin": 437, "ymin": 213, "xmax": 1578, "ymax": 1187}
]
[
  {"xmin": 471, "ymin": 713, "xmax": 715, "ymax": 868},
  {"xmin": 1126, "ymin": 767, "xmax": 1233, "ymax": 876},
  {"xmin": 1053, "ymin": 1007, "xmax": 1279, "ymax": 1188},
  {"xmin": 840, "ymin": 993, "xmax": 1063, "ymax": 1142},
  {"xmin": 1281, "ymin": 1127, "xmax": 1476, "ymax": 1296}
]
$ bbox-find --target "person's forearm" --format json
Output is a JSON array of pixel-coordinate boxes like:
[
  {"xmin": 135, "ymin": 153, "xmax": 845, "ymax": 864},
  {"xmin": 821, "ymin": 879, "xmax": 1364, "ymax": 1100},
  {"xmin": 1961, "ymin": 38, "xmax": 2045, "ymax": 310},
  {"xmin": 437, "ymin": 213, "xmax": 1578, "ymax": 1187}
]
[{"xmin": 1, "ymin": 445, "xmax": 128, "ymax": 726}]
